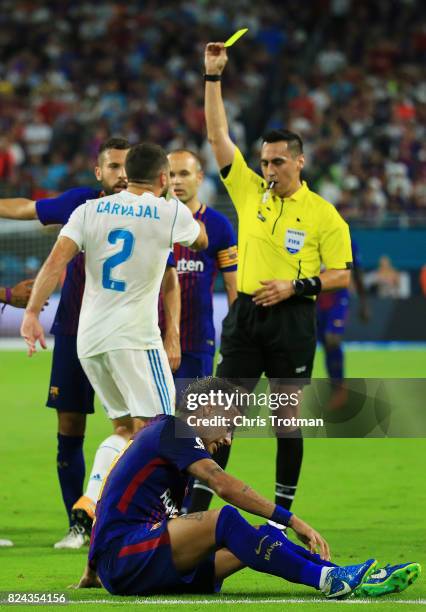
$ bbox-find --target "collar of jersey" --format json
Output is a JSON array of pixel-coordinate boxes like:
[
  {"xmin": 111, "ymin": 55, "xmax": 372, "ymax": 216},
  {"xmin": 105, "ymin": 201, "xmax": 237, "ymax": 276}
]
[
  {"xmin": 272, "ymin": 181, "xmax": 308, "ymax": 203},
  {"xmin": 194, "ymin": 204, "xmax": 206, "ymax": 216}
]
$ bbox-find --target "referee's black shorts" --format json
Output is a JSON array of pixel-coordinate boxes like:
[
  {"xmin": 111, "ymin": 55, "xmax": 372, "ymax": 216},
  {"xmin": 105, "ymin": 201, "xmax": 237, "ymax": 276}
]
[{"xmin": 216, "ymin": 292, "xmax": 316, "ymax": 387}]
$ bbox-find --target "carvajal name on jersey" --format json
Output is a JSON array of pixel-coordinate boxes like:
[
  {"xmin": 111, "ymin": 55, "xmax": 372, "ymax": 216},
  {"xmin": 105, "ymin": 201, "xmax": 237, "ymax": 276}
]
[{"xmin": 96, "ymin": 201, "xmax": 160, "ymax": 219}]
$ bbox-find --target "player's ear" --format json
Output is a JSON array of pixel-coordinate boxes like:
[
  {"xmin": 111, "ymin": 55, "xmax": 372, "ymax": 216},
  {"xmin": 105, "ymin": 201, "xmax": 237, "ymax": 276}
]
[
  {"xmin": 297, "ymin": 154, "xmax": 305, "ymax": 172},
  {"xmin": 94, "ymin": 166, "xmax": 102, "ymax": 181},
  {"xmin": 159, "ymin": 171, "xmax": 168, "ymax": 188}
]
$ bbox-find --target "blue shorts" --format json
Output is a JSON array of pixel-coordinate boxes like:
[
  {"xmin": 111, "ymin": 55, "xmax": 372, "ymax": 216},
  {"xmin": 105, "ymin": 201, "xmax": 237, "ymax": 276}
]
[
  {"xmin": 97, "ymin": 520, "xmax": 221, "ymax": 595},
  {"xmin": 174, "ymin": 352, "xmax": 214, "ymax": 379},
  {"xmin": 317, "ymin": 296, "xmax": 349, "ymax": 343},
  {"xmin": 46, "ymin": 334, "xmax": 95, "ymax": 413},
  {"xmin": 174, "ymin": 352, "xmax": 214, "ymax": 400}
]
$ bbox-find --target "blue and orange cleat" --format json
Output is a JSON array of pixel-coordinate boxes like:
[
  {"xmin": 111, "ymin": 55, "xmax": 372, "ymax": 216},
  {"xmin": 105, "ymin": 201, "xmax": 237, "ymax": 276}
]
[
  {"xmin": 354, "ymin": 562, "xmax": 421, "ymax": 597},
  {"xmin": 322, "ymin": 558, "xmax": 377, "ymax": 599}
]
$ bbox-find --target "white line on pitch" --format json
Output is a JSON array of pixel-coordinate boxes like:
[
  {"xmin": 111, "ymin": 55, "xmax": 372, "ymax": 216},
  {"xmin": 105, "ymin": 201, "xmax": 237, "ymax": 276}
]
[{"xmin": 69, "ymin": 598, "xmax": 426, "ymax": 605}]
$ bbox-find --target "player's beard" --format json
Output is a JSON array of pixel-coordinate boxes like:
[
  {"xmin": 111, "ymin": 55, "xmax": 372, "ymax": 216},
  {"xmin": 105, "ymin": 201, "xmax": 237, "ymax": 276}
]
[{"xmin": 104, "ymin": 181, "xmax": 128, "ymax": 196}]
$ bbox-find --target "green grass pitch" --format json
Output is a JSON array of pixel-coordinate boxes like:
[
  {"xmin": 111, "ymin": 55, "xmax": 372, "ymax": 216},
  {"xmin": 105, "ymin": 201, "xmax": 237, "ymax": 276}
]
[{"xmin": 0, "ymin": 347, "xmax": 425, "ymax": 611}]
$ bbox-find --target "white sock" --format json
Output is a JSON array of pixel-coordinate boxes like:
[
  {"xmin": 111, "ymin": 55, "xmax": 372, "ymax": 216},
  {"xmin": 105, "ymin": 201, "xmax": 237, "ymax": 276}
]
[
  {"xmin": 319, "ymin": 566, "xmax": 333, "ymax": 592},
  {"xmin": 85, "ymin": 434, "xmax": 127, "ymax": 503}
]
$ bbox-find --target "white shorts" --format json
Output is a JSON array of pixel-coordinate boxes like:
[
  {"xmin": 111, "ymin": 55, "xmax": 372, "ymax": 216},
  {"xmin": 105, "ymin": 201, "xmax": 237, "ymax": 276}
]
[{"xmin": 80, "ymin": 348, "xmax": 175, "ymax": 420}]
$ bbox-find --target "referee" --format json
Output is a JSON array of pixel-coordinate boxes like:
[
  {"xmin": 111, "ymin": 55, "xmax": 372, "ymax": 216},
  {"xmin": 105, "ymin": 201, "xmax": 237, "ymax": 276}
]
[{"xmin": 189, "ymin": 42, "xmax": 353, "ymax": 520}]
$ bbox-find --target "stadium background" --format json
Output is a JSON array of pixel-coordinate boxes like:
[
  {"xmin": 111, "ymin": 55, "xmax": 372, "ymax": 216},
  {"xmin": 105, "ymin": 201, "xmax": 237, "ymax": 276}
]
[{"xmin": 0, "ymin": 0, "xmax": 425, "ymax": 609}]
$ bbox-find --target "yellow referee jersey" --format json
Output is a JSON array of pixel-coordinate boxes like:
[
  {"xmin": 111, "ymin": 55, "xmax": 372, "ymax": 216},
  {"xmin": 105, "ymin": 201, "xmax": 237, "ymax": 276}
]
[{"xmin": 221, "ymin": 147, "xmax": 353, "ymax": 295}]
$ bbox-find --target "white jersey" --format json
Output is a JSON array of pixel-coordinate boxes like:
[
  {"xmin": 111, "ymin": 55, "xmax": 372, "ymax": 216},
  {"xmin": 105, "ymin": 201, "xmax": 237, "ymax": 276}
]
[{"xmin": 59, "ymin": 190, "xmax": 200, "ymax": 358}]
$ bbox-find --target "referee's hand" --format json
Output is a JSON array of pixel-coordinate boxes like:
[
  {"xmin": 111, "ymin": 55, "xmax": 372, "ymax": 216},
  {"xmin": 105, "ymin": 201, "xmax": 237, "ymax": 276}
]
[{"xmin": 253, "ymin": 280, "xmax": 295, "ymax": 306}]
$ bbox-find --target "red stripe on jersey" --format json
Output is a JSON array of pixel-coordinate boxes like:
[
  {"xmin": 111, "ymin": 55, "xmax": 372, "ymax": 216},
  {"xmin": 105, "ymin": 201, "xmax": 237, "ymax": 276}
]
[
  {"xmin": 117, "ymin": 458, "xmax": 168, "ymax": 514},
  {"xmin": 118, "ymin": 530, "xmax": 170, "ymax": 558}
]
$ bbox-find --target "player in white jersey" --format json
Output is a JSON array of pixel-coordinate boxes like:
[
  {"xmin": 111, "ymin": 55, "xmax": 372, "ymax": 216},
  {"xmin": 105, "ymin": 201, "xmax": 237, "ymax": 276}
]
[{"xmin": 22, "ymin": 143, "xmax": 208, "ymax": 425}]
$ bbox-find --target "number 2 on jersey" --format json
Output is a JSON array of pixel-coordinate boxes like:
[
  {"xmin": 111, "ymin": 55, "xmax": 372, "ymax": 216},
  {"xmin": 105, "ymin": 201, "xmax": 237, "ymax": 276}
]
[{"xmin": 102, "ymin": 229, "xmax": 135, "ymax": 292}]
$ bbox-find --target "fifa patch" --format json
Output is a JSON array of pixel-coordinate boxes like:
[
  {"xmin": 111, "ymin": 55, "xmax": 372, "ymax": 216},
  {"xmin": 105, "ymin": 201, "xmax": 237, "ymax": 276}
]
[
  {"xmin": 284, "ymin": 229, "xmax": 305, "ymax": 254},
  {"xmin": 49, "ymin": 386, "xmax": 60, "ymax": 399}
]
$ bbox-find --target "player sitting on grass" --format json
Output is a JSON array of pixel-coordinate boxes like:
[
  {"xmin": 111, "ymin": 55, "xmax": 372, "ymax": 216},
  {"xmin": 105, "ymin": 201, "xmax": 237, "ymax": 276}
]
[{"xmin": 75, "ymin": 378, "xmax": 420, "ymax": 599}]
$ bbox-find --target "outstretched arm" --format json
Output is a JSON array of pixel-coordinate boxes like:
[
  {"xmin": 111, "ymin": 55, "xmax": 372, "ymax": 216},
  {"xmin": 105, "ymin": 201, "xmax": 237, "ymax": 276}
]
[
  {"xmin": 204, "ymin": 43, "xmax": 235, "ymax": 170},
  {"xmin": 0, "ymin": 279, "xmax": 35, "ymax": 308},
  {"xmin": 0, "ymin": 198, "xmax": 37, "ymax": 220},
  {"xmin": 188, "ymin": 458, "xmax": 330, "ymax": 559},
  {"xmin": 21, "ymin": 236, "xmax": 79, "ymax": 356}
]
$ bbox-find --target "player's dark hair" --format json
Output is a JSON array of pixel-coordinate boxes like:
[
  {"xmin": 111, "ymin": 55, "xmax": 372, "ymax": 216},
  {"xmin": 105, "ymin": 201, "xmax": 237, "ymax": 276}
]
[
  {"xmin": 98, "ymin": 137, "xmax": 131, "ymax": 160},
  {"xmin": 262, "ymin": 129, "xmax": 303, "ymax": 157},
  {"xmin": 168, "ymin": 149, "xmax": 203, "ymax": 171},
  {"xmin": 125, "ymin": 143, "xmax": 169, "ymax": 183}
]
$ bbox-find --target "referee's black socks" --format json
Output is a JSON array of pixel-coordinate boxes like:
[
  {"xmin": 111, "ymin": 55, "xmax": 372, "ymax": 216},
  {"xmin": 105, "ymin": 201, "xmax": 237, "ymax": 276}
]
[
  {"xmin": 274, "ymin": 428, "xmax": 304, "ymax": 514},
  {"xmin": 187, "ymin": 444, "xmax": 231, "ymax": 513}
]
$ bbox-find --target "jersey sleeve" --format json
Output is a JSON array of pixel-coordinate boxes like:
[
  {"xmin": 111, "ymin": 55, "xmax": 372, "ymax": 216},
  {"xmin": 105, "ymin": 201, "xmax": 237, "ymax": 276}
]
[
  {"xmin": 58, "ymin": 203, "xmax": 87, "ymax": 251},
  {"xmin": 319, "ymin": 205, "xmax": 353, "ymax": 270},
  {"xmin": 160, "ymin": 418, "xmax": 210, "ymax": 472},
  {"xmin": 221, "ymin": 147, "xmax": 265, "ymax": 215},
  {"xmin": 35, "ymin": 187, "xmax": 97, "ymax": 225},
  {"xmin": 215, "ymin": 215, "xmax": 238, "ymax": 271},
  {"xmin": 166, "ymin": 251, "xmax": 176, "ymax": 267},
  {"xmin": 171, "ymin": 199, "xmax": 200, "ymax": 247}
]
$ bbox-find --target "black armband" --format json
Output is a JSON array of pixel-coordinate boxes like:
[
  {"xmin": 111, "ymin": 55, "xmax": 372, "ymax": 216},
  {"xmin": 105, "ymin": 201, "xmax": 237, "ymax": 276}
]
[
  {"xmin": 204, "ymin": 74, "xmax": 222, "ymax": 82},
  {"xmin": 292, "ymin": 276, "xmax": 322, "ymax": 297}
]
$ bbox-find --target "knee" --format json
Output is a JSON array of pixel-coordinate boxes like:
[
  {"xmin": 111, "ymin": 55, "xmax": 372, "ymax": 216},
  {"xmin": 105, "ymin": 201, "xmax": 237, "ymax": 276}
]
[
  {"xmin": 112, "ymin": 416, "xmax": 134, "ymax": 438},
  {"xmin": 216, "ymin": 505, "xmax": 240, "ymax": 542},
  {"xmin": 58, "ymin": 412, "xmax": 86, "ymax": 436},
  {"xmin": 325, "ymin": 333, "xmax": 342, "ymax": 351}
]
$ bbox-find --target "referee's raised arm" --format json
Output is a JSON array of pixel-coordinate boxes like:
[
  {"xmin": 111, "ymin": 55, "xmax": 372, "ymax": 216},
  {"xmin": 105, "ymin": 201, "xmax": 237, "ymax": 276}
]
[
  {"xmin": 204, "ymin": 43, "xmax": 235, "ymax": 170},
  {"xmin": 200, "ymin": 41, "xmax": 354, "ymax": 526}
]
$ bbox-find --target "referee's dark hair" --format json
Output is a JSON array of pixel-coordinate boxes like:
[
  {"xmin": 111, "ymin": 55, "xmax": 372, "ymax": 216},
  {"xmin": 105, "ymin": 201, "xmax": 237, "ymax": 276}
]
[
  {"xmin": 262, "ymin": 129, "xmax": 303, "ymax": 157},
  {"xmin": 125, "ymin": 143, "xmax": 169, "ymax": 184}
]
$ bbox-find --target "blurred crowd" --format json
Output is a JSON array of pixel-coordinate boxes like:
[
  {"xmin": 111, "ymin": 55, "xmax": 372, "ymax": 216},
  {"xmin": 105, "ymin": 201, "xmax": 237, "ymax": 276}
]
[{"xmin": 0, "ymin": 0, "xmax": 424, "ymax": 224}]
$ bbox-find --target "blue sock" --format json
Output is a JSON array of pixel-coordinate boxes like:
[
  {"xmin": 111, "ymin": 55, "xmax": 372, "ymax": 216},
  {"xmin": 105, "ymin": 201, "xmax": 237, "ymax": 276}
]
[
  {"xmin": 215, "ymin": 506, "xmax": 323, "ymax": 588},
  {"xmin": 325, "ymin": 345, "xmax": 344, "ymax": 380},
  {"xmin": 57, "ymin": 433, "xmax": 85, "ymax": 525},
  {"xmin": 259, "ymin": 524, "xmax": 336, "ymax": 567}
]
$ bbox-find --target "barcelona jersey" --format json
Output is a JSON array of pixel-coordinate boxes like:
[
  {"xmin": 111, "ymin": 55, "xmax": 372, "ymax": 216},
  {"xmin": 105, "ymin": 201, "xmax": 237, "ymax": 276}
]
[
  {"xmin": 89, "ymin": 415, "xmax": 210, "ymax": 564},
  {"xmin": 160, "ymin": 204, "xmax": 237, "ymax": 355},
  {"xmin": 36, "ymin": 187, "xmax": 101, "ymax": 336}
]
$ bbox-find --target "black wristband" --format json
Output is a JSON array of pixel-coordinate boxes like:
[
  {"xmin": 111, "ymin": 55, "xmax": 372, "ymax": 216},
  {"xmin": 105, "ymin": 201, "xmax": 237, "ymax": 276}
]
[
  {"xmin": 204, "ymin": 74, "xmax": 222, "ymax": 82},
  {"xmin": 292, "ymin": 277, "xmax": 322, "ymax": 297}
]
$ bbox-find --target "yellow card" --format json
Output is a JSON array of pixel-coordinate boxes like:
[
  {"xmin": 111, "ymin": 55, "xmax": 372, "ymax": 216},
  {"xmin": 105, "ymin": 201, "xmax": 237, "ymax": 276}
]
[{"xmin": 224, "ymin": 28, "xmax": 248, "ymax": 47}]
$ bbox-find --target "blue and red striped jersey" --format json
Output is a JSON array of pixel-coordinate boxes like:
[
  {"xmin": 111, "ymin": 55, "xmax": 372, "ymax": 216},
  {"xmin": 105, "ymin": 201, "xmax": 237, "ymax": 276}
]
[
  {"xmin": 88, "ymin": 415, "xmax": 210, "ymax": 563},
  {"xmin": 317, "ymin": 240, "xmax": 361, "ymax": 310},
  {"xmin": 160, "ymin": 205, "xmax": 237, "ymax": 354},
  {"xmin": 36, "ymin": 187, "xmax": 101, "ymax": 336}
]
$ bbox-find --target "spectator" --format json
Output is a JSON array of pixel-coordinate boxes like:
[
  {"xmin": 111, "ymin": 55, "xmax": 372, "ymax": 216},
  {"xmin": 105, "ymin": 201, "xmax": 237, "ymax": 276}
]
[{"xmin": 0, "ymin": 0, "xmax": 423, "ymax": 223}]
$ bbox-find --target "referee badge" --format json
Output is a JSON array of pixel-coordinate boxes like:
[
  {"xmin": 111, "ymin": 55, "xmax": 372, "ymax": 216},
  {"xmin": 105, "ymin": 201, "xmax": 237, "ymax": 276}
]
[{"xmin": 285, "ymin": 229, "xmax": 305, "ymax": 254}]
